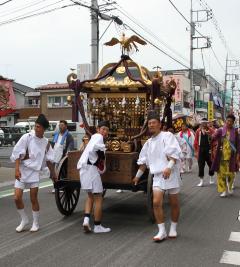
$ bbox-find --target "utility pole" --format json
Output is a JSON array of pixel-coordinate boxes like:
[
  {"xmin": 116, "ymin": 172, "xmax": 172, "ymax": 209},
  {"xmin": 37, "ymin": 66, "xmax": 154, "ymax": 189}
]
[
  {"xmin": 190, "ymin": 0, "xmax": 194, "ymax": 113},
  {"xmin": 91, "ymin": 0, "xmax": 99, "ymax": 78},
  {"xmin": 222, "ymin": 57, "xmax": 239, "ymax": 118},
  {"xmin": 72, "ymin": 0, "xmax": 121, "ymax": 78},
  {"xmin": 190, "ymin": 0, "xmax": 211, "ymax": 114}
]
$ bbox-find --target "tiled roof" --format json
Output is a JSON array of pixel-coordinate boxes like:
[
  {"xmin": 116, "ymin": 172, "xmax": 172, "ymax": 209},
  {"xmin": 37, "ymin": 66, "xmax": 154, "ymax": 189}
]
[
  {"xmin": 13, "ymin": 82, "xmax": 34, "ymax": 93},
  {"xmin": 37, "ymin": 83, "xmax": 69, "ymax": 90}
]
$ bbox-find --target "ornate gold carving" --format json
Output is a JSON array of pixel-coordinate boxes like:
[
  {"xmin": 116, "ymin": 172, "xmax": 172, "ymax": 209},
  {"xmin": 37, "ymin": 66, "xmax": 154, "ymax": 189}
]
[
  {"xmin": 110, "ymin": 140, "xmax": 121, "ymax": 151},
  {"xmin": 116, "ymin": 66, "xmax": 126, "ymax": 74}
]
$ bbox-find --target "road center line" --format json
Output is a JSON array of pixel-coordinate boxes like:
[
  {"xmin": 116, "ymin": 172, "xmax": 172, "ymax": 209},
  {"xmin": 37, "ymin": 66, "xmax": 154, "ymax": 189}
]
[
  {"xmin": 229, "ymin": 232, "xmax": 240, "ymax": 243},
  {"xmin": 220, "ymin": 251, "xmax": 240, "ymax": 265}
]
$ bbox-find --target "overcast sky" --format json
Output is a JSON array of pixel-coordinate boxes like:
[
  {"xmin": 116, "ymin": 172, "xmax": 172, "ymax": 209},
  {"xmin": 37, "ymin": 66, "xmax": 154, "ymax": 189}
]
[{"xmin": 0, "ymin": 0, "xmax": 239, "ymax": 88}]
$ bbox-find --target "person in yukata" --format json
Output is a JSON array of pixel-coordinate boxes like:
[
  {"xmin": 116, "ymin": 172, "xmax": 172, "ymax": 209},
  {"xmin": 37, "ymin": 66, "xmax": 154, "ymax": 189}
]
[{"xmin": 176, "ymin": 123, "xmax": 195, "ymax": 173}]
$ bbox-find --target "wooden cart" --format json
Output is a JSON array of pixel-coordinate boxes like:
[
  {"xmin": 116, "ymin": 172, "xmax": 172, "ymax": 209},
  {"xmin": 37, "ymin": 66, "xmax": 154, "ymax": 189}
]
[{"xmin": 54, "ymin": 37, "xmax": 176, "ymax": 221}]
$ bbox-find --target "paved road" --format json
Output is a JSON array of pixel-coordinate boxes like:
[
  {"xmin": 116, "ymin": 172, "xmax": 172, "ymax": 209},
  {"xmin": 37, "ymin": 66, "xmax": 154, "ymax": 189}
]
[
  {"xmin": 0, "ymin": 147, "xmax": 14, "ymax": 168},
  {"xmin": 0, "ymin": 168, "xmax": 240, "ymax": 267}
]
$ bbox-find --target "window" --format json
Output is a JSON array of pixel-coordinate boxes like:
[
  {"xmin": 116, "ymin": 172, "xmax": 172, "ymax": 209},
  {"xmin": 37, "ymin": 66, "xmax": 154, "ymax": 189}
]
[{"xmin": 47, "ymin": 96, "xmax": 71, "ymax": 108}]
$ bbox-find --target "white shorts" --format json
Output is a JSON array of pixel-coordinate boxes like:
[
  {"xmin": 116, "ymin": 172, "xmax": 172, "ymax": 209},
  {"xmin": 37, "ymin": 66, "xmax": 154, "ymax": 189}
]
[
  {"xmin": 14, "ymin": 180, "xmax": 39, "ymax": 190},
  {"xmin": 153, "ymin": 186, "xmax": 180, "ymax": 195},
  {"xmin": 80, "ymin": 166, "xmax": 103, "ymax": 194},
  {"xmin": 82, "ymin": 176, "xmax": 103, "ymax": 194}
]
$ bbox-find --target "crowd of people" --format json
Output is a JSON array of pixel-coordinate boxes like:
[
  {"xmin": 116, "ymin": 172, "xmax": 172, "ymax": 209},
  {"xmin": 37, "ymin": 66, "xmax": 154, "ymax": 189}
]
[{"xmin": 9, "ymin": 112, "xmax": 240, "ymax": 243}]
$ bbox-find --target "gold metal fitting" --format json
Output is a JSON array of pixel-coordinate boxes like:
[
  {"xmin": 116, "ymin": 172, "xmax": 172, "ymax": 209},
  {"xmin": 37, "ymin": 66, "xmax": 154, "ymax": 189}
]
[{"xmin": 67, "ymin": 95, "xmax": 72, "ymax": 104}]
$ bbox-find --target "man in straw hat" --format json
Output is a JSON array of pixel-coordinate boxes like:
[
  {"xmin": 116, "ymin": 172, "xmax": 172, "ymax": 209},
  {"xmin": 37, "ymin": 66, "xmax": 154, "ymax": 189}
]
[
  {"xmin": 11, "ymin": 114, "xmax": 57, "ymax": 232},
  {"xmin": 194, "ymin": 118, "xmax": 215, "ymax": 187},
  {"xmin": 77, "ymin": 121, "xmax": 111, "ymax": 234},
  {"xmin": 133, "ymin": 112, "xmax": 182, "ymax": 242}
]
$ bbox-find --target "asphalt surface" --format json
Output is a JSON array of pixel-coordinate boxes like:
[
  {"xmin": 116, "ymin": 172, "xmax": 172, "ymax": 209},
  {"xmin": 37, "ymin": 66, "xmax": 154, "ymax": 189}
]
[
  {"xmin": 0, "ymin": 146, "xmax": 14, "ymax": 168},
  {"xmin": 0, "ymin": 167, "xmax": 240, "ymax": 267}
]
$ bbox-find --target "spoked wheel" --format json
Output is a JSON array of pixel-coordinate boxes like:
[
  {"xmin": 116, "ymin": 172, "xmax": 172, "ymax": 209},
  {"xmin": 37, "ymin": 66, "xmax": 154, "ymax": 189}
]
[
  {"xmin": 147, "ymin": 172, "xmax": 155, "ymax": 223},
  {"xmin": 102, "ymin": 189, "xmax": 107, "ymax": 198},
  {"xmin": 55, "ymin": 156, "xmax": 80, "ymax": 216}
]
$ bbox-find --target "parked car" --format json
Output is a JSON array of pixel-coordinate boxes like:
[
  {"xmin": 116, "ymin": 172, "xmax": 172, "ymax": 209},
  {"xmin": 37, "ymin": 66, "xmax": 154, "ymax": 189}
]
[
  {"xmin": 15, "ymin": 121, "xmax": 35, "ymax": 133},
  {"xmin": 44, "ymin": 121, "xmax": 58, "ymax": 140},
  {"xmin": 0, "ymin": 128, "xmax": 4, "ymax": 147},
  {"xmin": 0, "ymin": 126, "xmax": 27, "ymax": 146}
]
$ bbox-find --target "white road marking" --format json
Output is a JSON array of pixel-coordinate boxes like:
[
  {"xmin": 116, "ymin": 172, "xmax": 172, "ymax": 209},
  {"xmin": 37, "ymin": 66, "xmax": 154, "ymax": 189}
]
[
  {"xmin": 220, "ymin": 250, "xmax": 240, "ymax": 265},
  {"xmin": 229, "ymin": 232, "xmax": 240, "ymax": 243},
  {"xmin": 0, "ymin": 180, "xmax": 52, "ymax": 199}
]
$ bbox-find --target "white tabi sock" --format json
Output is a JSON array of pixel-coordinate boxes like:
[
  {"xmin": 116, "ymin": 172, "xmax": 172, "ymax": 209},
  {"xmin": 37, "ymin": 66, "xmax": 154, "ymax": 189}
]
[
  {"xmin": 153, "ymin": 223, "xmax": 167, "ymax": 241},
  {"xmin": 30, "ymin": 211, "xmax": 39, "ymax": 232},
  {"xmin": 169, "ymin": 221, "xmax": 178, "ymax": 238},
  {"xmin": 16, "ymin": 209, "xmax": 29, "ymax": 232},
  {"xmin": 157, "ymin": 223, "xmax": 166, "ymax": 232},
  {"xmin": 83, "ymin": 216, "xmax": 90, "ymax": 225}
]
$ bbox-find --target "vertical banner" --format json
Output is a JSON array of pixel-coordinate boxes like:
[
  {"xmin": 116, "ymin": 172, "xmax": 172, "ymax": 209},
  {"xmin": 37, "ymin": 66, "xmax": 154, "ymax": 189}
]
[
  {"xmin": 208, "ymin": 101, "xmax": 214, "ymax": 121},
  {"xmin": 163, "ymin": 75, "xmax": 182, "ymax": 112},
  {"xmin": 0, "ymin": 79, "xmax": 16, "ymax": 116}
]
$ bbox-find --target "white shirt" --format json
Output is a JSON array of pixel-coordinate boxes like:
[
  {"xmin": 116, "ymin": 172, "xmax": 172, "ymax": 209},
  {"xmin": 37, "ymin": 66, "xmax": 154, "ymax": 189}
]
[
  {"xmin": 78, "ymin": 133, "xmax": 106, "ymax": 190},
  {"xmin": 10, "ymin": 132, "xmax": 54, "ymax": 183},
  {"xmin": 138, "ymin": 131, "xmax": 182, "ymax": 190},
  {"xmin": 77, "ymin": 133, "xmax": 106, "ymax": 170}
]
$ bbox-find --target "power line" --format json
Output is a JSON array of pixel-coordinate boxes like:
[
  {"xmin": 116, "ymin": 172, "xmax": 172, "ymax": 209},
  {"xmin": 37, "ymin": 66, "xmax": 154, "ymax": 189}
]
[
  {"xmin": 0, "ymin": 0, "xmax": 13, "ymax": 6},
  {"xmin": 0, "ymin": 0, "xmax": 49, "ymax": 18},
  {"xmin": 0, "ymin": 3, "xmax": 74, "ymax": 26},
  {"xmin": 198, "ymin": 0, "xmax": 237, "ymax": 59},
  {"xmin": 168, "ymin": 0, "xmax": 225, "ymax": 76},
  {"xmin": 109, "ymin": 1, "xmax": 192, "ymax": 68},
  {"xmin": 0, "ymin": 0, "xmax": 66, "ymax": 25},
  {"xmin": 210, "ymin": 47, "xmax": 225, "ymax": 71},
  {"xmin": 123, "ymin": 22, "xmax": 222, "ymax": 93}
]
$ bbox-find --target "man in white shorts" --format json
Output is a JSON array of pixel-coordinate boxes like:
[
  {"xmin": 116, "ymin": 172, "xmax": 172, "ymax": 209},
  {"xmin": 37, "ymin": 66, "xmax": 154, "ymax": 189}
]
[
  {"xmin": 133, "ymin": 112, "xmax": 182, "ymax": 242},
  {"xmin": 77, "ymin": 121, "xmax": 111, "ymax": 234},
  {"xmin": 11, "ymin": 114, "xmax": 57, "ymax": 233}
]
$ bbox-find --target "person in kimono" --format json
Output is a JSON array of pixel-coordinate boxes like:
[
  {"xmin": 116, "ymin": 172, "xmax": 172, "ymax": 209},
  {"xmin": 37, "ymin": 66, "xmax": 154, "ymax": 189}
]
[
  {"xmin": 194, "ymin": 118, "xmax": 215, "ymax": 187},
  {"xmin": 133, "ymin": 113, "xmax": 182, "ymax": 242},
  {"xmin": 77, "ymin": 121, "xmax": 111, "ymax": 234},
  {"xmin": 176, "ymin": 123, "xmax": 195, "ymax": 173},
  {"xmin": 211, "ymin": 114, "xmax": 240, "ymax": 197},
  {"xmin": 11, "ymin": 114, "xmax": 57, "ymax": 233}
]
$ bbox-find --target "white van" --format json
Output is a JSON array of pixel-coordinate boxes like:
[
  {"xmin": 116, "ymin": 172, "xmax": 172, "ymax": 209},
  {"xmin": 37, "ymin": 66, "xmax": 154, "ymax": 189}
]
[
  {"xmin": 15, "ymin": 121, "xmax": 35, "ymax": 132},
  {"xmin": 44, "ymin": 121, "xmax": 58, "ymax": 140}
]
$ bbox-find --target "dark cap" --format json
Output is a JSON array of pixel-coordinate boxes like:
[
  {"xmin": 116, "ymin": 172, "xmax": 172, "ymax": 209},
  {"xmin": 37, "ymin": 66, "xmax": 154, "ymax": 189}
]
[
  {"xmin": 97, "ymin": 120, "xmax": 110, "ymax": 128},
  {"xmin": 35, "ymin": 114, "xmax": 49, "ymax": 129},
  {"xmin": 147, "ymin": 111, "xmax": 160, "ymax": 122}
]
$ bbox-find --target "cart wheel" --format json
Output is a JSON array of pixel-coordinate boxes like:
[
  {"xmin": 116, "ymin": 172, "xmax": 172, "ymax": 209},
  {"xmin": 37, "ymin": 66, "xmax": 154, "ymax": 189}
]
[
  {"xmin": 102, "ymin": 189, "xmax": 107, "ymax": 198},
  {"xmin": 55, "ymin": 157, "xmax": 80, "ymax": 216},
  {"xmin": 147, "ymin": 172, "xmax": 155, "ymax": 223}
]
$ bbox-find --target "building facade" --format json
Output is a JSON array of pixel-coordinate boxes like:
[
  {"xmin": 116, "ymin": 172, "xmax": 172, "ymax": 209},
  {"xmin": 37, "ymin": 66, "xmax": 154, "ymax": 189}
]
[{"xmin": 38, "ymin": 83, "xmax": 74, "ymax": 121}]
